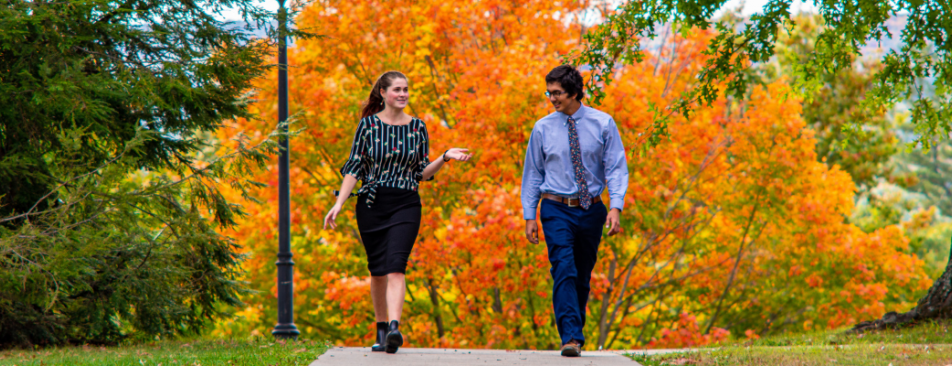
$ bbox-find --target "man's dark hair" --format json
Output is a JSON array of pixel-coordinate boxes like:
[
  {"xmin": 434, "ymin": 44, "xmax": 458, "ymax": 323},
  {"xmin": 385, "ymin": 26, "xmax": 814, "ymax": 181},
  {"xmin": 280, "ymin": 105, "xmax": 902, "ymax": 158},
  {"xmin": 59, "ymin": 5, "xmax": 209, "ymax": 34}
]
[{"xmin": 545, "ymin": 65, "xmax": 585, "ymax": 101}]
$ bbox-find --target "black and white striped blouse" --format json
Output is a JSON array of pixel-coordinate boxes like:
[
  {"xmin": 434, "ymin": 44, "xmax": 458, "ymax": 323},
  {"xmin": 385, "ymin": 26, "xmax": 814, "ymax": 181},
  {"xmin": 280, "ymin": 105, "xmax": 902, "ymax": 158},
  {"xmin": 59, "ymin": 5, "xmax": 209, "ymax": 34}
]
[{"xmin": 340, "ymin": 115, "xmax": 434, "ymax": 206}]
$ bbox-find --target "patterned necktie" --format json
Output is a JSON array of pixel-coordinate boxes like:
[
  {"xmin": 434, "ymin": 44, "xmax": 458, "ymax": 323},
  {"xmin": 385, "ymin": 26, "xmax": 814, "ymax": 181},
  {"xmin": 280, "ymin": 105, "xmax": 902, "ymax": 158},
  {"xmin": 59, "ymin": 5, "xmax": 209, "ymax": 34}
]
[{"xmin": 567, "ymin": 116, "xmax": 592, "ymax": 210}]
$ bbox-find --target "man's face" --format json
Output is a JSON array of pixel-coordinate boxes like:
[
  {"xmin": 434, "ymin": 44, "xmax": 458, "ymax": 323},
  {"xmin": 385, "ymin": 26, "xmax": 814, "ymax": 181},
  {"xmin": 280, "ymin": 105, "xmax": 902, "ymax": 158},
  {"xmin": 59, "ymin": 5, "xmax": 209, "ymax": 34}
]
[{"xmin": 546, "ymin": 82, "xmax": 574, "ymax": 114}]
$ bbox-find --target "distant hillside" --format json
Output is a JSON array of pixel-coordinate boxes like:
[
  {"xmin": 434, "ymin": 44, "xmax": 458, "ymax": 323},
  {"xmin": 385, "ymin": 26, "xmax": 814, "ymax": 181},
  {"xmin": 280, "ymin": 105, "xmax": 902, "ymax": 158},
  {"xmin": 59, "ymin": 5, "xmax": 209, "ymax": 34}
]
[{"xmin": 224, "ymin": 20, "xmax": 277, "ymax": 42}]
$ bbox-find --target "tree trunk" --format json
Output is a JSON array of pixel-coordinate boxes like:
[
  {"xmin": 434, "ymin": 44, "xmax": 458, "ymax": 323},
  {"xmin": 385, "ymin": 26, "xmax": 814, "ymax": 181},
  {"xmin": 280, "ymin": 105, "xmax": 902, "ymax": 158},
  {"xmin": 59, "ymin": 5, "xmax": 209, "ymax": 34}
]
[
  {"xmin": 596, "ymin": 256, "xmax": 617, "ymax": 349},
  {"xmin": 851, "ymin": 242, "xmax": 952, "ymax": 332},
  {"xmin": 426, "ymin": 279, "xmax": 445, "ymax": 338},
  {"xmin": 492, "ymin": 288, "xmax": 503, "ymax": 314}
]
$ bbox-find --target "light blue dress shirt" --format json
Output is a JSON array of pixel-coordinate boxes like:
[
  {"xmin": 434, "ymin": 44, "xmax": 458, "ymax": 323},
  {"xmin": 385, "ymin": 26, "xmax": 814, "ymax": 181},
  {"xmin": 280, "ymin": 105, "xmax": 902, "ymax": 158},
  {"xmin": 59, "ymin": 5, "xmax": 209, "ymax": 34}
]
[{"xmin": 521, "ymin": 104, "xmax": 629, "ymax": 220}]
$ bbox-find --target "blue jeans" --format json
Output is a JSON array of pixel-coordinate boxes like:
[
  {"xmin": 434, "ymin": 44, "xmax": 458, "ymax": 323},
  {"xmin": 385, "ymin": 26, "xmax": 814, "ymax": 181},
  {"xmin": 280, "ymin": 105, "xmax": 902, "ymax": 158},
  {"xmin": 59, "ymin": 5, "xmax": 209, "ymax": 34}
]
[{"xmin": 540, "ymin": 199, "xmax": 607, "ymax": 347}]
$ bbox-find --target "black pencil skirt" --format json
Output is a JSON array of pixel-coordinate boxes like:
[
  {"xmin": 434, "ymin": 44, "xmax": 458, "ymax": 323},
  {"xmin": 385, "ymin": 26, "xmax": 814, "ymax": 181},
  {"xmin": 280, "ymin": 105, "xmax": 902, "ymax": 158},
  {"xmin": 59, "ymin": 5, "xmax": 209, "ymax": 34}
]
[{"xmin": 355, "ymin": 186, "xmax": 422, "ymax": 276}]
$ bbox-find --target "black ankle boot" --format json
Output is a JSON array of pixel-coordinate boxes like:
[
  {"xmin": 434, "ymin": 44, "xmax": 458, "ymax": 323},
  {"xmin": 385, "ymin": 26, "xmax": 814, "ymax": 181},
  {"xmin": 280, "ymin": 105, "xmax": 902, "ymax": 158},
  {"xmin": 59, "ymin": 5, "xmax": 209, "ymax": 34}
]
[
  {"xmin": 371, "ymin": 322, "xmax": 387, "ymax": 352},
  {"xmin": 385, "ymin": 320, "xmax": 403, "ymax": 354}
]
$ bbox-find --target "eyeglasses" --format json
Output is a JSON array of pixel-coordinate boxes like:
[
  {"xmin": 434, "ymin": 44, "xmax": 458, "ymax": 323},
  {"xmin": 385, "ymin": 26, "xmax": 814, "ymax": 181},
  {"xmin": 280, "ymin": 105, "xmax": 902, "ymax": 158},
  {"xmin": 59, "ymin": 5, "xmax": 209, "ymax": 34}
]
[{"xmin": 544, "ymin": 90, "xmax": 566, "ymax": 98}]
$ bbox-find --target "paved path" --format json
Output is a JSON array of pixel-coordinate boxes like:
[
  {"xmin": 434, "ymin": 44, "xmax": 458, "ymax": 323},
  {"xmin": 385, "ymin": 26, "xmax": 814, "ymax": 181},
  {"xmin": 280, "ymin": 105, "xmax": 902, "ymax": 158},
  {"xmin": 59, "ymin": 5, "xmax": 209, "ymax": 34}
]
[{"xmin": 310, "ymin": 347, "xmax": 691, "ymax": 366}]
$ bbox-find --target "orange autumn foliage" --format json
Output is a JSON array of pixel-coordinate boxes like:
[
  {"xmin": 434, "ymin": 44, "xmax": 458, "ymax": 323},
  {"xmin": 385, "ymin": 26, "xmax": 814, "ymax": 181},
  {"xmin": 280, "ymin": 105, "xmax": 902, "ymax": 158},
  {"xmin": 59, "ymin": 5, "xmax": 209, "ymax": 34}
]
[
  {"xmin": 210, "ymin": 0, "xmax": 931, "ymax": 350},
  {"xmin": 647, "ymin": 313, "xmax": 731, "ymax": 349}
]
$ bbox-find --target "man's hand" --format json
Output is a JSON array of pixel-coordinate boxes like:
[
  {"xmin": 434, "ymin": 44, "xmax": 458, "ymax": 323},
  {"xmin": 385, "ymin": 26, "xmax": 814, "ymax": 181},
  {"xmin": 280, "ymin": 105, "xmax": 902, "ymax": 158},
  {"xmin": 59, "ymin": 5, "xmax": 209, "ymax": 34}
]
[
  {"xmin": 606, "ymin": 208, "xmax": 621, "ymax": 236},
  {"xmin": 526, "ymin": 219, "xmax": 539, "ymax": 244}
]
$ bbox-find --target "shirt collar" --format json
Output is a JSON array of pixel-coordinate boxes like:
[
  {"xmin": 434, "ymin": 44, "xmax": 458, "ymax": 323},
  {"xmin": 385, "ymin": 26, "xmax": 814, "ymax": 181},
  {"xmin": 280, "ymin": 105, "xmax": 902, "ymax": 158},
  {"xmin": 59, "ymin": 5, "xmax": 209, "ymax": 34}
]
[{"xmin": 561, "ymin": 104, "xmax": 587, "ymax": 125}]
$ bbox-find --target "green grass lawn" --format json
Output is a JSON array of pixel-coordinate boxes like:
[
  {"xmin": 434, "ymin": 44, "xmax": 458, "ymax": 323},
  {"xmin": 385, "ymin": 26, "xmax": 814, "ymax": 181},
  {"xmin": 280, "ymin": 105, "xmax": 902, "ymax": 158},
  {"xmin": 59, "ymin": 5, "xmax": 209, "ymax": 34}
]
[
  {"xmin": 628, "ymin": 320, "xmax": 952, "ymax": 366},
  {"xmin": 0, "ymin": 338, "xmax": 328, "ymax": 366}
]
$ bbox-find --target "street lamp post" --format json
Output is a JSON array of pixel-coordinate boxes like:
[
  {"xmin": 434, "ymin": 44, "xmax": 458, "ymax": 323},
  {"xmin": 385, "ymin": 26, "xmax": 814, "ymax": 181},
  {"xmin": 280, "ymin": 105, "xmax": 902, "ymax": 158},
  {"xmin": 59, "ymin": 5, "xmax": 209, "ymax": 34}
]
[{"xmin": 272, "ymin": 0, "xmax": 299, "ymax": 340}]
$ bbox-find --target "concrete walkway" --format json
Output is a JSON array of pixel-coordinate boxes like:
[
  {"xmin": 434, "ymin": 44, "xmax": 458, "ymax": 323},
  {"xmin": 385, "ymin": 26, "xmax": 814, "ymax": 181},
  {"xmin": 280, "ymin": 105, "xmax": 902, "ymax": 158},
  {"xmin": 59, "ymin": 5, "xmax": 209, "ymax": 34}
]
[{"xmin": 310, "ymin": 347, "xmax": 691, "ymax": 366}]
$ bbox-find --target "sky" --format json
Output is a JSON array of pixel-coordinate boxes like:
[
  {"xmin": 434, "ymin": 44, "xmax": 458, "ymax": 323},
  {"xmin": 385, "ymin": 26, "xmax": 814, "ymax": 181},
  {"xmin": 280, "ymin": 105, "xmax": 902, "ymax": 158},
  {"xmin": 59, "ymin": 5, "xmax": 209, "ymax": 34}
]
[
  {"xmin": 215, "ymin": 0, "xmax": 280, "ymax": 22},
  {"xmin": 716, "ymin": 0, "xmax": 818, "ymax": 17}
]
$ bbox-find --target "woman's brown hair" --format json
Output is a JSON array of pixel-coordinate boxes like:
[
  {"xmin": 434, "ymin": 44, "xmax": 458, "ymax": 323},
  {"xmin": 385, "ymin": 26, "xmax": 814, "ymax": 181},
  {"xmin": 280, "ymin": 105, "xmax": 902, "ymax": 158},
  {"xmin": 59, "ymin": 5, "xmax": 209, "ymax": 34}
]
[{"xmin": 361, "ymin": 71, "xmax": 407, "ymax": 119}]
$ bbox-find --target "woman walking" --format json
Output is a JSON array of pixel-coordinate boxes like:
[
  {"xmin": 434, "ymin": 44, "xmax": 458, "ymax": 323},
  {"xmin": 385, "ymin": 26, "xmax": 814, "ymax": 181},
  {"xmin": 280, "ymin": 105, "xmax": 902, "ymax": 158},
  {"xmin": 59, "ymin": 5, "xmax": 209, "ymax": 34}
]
[{"xmin": 323, "ymin": 71, "xmax": 470, "ymax": 354}]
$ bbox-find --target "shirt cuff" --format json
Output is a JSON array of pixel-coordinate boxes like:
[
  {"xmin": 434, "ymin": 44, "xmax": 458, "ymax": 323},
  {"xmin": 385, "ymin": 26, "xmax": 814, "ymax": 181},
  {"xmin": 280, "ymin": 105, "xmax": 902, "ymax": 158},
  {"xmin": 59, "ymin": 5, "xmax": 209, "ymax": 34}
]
[
  {"xmin": 610, "ymin": 197, "xmax": 625, "ymax": 212},
  {"xmin": 523, "ymin": 207, "xmax": 537, "ymax": 221}
]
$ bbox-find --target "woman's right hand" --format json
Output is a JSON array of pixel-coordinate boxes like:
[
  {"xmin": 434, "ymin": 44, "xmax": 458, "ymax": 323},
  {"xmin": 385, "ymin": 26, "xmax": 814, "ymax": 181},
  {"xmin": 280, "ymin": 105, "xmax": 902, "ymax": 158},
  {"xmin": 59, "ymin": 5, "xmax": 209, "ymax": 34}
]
[
  {"xmin": 324, "ymin": 203, "xmax": 343, "ymax": 230},
  {"xmin": 443, "ymin": 147, "xmax": 472, "ymax": 162}
]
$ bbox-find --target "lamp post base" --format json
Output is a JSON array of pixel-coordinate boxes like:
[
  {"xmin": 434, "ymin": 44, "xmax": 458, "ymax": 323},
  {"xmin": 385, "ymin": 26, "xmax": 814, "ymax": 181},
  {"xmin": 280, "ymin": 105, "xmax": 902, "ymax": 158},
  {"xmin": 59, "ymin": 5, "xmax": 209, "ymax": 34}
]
[{"xmin": 272, "ymin": 323, "xmax": 300, "ymax": 340}]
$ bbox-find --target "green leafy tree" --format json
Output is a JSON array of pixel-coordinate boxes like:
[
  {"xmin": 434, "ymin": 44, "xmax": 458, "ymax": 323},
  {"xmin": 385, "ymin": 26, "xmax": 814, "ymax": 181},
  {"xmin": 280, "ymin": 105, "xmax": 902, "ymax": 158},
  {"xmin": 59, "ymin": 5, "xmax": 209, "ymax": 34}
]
[
  {"xmin": 759, "ymin": 14, "xmax": 898, "ymax": 189},
  {"xmin": 570, "ymin": 0, "xmax": 952, "ymax": 329},
  {"xmin": 0, "ymin": 0, "xmax": 296, "ymax": 346},
  {"xmin": 573, "ymin": 0, "xmax": 949, "ymax": 148},
  {"xmin": 865, "ymin": 114, "xmax": 952, "ymax": 275},
  {"xmin": 891, "ymin": 136, "xmax": 952, "ymax": 218}
]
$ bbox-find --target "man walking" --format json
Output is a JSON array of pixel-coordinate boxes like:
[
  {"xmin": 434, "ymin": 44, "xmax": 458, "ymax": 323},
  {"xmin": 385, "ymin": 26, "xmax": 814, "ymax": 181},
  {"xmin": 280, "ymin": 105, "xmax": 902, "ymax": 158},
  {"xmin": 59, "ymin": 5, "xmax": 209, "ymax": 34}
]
[{"xmin": 522, "ymin": 65, "xmax": 629, "ymax": 357}]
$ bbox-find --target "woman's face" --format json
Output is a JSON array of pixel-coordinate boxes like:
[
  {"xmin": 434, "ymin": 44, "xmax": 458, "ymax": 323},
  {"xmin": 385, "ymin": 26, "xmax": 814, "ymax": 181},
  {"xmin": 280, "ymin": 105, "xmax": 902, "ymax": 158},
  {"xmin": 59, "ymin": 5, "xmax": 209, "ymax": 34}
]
[{"xmin": 382, "ymin": 78, "xmax": 409, "ymax": 109}]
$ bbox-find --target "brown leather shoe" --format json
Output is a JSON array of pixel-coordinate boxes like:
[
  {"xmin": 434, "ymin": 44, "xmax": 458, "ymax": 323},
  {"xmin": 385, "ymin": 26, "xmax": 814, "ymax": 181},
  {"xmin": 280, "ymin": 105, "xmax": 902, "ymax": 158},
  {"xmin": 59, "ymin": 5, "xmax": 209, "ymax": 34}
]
[{"xmin": 560, "ymin": 340, "xmax": 581, "ymax": 357}]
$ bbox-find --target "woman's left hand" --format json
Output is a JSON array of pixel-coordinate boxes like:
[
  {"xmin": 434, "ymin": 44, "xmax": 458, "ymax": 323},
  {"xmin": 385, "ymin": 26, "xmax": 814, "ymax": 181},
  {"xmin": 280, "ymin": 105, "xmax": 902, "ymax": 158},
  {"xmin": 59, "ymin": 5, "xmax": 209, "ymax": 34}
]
[{"xmin": 444, "ymin": 148, "xmax": 472, "ymax": 162}]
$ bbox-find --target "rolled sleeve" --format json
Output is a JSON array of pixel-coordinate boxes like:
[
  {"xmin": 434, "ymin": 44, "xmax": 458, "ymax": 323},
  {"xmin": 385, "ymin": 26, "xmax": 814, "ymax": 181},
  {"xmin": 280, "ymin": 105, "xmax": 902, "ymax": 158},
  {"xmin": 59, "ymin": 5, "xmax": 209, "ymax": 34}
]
[
  {"xmin": 340, "ymin": 119, "xmax": 367, "ymax": 180},
  {"xmin": 521, "ymin": 125, "xmax": 546, "ymax": 220},
  {"xmin": 603, "ymin": 118, "xmax": 629, "ymax": 211},
  {"xmin": 414, "ymin": 122, "xmax": 434, "ymax": 182}
]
